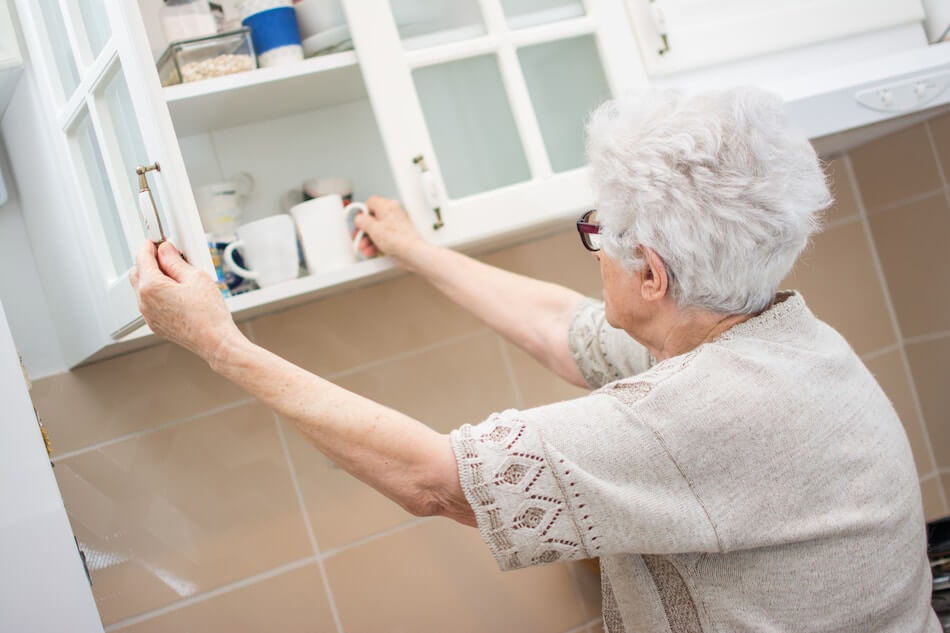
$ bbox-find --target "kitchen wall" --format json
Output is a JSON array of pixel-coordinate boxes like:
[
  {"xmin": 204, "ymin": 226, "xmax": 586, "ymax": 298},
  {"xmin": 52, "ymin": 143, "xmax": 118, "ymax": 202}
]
[{"xmin": 29, "ymin": 114, "xmax": 950, "ymax": 632}]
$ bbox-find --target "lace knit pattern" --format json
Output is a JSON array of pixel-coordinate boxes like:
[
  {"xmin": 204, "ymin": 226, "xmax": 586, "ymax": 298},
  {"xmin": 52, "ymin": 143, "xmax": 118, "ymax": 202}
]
[{"xmin": 451, "ymin": 413, "xmax": 588, "ymax": 571}]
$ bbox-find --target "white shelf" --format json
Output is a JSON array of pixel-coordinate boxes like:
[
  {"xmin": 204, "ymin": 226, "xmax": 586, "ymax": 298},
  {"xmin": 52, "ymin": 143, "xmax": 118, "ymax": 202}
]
[{"xmin": 164, "ymin": 50, "xmax": 366, "ymax": 135}]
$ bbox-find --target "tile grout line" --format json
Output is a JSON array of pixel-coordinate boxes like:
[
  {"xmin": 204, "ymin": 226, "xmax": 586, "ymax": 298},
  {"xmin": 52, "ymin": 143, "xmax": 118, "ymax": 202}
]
[
  {"xmin": 55, "ymin": 329, "xmax": 488, "ymax": 462},
  {"xmin": 904, "ymin": 329, "xmax": 950, "ymax": 346},
  {"xmin": 323, "ymin": 328, "xmax": 490, "ymax": 382},
  {"xmin": 53, "ymin": 397, "xmax": 257, "ymax": 462},
  {"xmin": 496, "ymin": 335, "xmax": 527, "ymax": 410},
  {"xmin": 843, "ymin": 154, "xmax": 947, "ymax": 506},
  {"xmin": 103, "ymin": 555, "xmax": 318, "ymax": 632},
  {"xmin": 317, "ymin": 516, "xmax": 435, "ymax": 560},
  {"xmin": 273, "ymin": 412, "xmax": 346, "ymax": 633},
  {"xmin": 859, "ymin": 343, "xmax": 900, "ymax": 363},
  {"xmin": 923, "ymin": 121, "xmax": 950, "ymax": 212},
  {"xmin": 822, "ymin": 213, "xmax": 862, "ymax": 232},
  {"xmin": 862, "ymin": 185, "xmax": 947, "ymax": 217}
]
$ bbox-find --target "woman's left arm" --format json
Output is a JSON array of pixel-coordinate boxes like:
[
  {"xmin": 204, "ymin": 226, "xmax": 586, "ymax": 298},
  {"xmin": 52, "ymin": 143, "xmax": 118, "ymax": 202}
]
[{"xmin": 131, "ymin": 241, "xmax": 475, "ymax": 527}]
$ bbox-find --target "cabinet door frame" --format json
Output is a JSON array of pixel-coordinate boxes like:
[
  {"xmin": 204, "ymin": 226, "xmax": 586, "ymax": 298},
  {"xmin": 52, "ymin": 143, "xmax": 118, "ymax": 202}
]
[
  {"xmin": 344, "ymin": 0, "xmax": 648, "ymax": 250},
  {"xmin": 12, "ymin": 0, "xmax": 209, "ymax": 343}
]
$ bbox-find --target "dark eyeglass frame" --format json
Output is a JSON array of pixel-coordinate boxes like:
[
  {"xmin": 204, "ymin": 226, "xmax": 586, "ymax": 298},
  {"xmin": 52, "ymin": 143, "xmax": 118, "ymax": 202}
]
[{"xmin": 576, "ymin": 209, "xmax": 601, "ymax": 252}]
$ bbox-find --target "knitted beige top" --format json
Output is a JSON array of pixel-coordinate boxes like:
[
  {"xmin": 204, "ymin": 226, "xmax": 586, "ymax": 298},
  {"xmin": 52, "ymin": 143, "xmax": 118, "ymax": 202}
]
[{"xmin": 450, "ymin": 292, "xmax": 939, "ymax": 632}]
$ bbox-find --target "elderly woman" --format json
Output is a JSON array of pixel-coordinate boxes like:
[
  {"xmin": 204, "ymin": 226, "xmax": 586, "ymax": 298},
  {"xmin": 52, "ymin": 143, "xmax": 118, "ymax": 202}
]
[{"xmin": 132, "ymin": 87, "xmax": 938, "ymax": 632}]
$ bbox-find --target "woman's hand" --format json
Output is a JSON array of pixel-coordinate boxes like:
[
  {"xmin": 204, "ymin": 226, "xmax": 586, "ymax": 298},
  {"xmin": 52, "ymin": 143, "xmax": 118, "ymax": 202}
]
[
  {"xmin": 353, "ymin": 196, "xmax": 429, "ymax": 270},
  {"xmin": 130, "ymin": 241, "xmax": 244, "ymax": 365}
]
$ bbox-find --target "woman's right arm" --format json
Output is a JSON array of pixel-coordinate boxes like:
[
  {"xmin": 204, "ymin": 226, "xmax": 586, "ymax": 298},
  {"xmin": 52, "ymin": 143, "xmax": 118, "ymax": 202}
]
[{"xmin": 355, "ymin": 197, "xmax": 588, "ymax": 389}]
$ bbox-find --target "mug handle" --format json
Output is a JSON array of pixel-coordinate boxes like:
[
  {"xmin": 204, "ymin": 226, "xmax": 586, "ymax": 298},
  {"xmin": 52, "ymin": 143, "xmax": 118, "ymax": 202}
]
[
  {"xmin": 222, "ymin": 240, "xmax": 259, "ymax": 279},
  {"xmin": 348, "ymin": 202, "xmax": 369, "ymax": 255}
]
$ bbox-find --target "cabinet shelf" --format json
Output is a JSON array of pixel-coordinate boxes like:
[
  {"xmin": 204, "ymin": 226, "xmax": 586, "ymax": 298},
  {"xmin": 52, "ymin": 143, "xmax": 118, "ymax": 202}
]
[{"xmin": 163, "ymin": 50, "xmax": 366, "ymax": 135}]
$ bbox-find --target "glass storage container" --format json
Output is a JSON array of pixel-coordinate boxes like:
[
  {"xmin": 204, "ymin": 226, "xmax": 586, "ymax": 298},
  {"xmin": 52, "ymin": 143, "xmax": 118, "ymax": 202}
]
[{"xmin": 157, "ymin": 27, "xmax": 257, "ymax": 86}]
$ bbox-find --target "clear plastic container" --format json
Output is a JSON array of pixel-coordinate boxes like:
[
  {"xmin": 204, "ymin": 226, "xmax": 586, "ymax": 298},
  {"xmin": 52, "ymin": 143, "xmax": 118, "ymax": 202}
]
[
  {"xmin": 161, "ymin": 0, "xmax": 218, "ymax": 44},
  {"xmin": 157, "ymin": 28, "xmax": 257, "ymax": 86}
]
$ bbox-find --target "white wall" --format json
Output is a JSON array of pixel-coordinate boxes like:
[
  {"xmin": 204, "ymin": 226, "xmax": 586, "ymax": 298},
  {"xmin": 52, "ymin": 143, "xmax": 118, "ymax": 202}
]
[{"xmin": 0, "ymin": 134, "xmax": 66, "ymax": 378}]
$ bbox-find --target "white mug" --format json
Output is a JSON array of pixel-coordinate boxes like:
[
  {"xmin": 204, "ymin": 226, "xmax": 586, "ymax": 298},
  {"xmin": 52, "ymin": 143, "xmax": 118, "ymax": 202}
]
[
  {"xmin": 223, "ymin": 215, "xmax": 300, "ymax": 288},
  {"xmin": 290, "ymin": 194, "xmax": 368, "ymax": 275}
]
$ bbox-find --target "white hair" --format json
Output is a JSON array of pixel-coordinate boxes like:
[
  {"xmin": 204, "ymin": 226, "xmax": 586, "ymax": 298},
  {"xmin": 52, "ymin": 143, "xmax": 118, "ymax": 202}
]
[{"xmin": 585, "ymin": 87, "xmax": 832, "ymax": 314}]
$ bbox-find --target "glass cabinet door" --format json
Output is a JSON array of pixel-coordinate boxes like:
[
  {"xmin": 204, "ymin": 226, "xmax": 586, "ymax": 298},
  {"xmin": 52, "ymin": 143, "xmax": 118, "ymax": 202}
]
[
  {"xmin": 15, "ymin": 0, "xmax": 207, "ymax": 339},
  {"xmin": 348, "ymin": 0, "xmax": 639, "ymax": 245}
]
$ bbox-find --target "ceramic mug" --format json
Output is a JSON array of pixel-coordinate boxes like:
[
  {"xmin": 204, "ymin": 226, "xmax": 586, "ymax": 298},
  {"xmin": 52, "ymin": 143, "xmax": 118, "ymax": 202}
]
[
  {"xmin": 290, "ymin": 194, "xmax": 368, "ymax": 274},
  {"xmin": 223, "ymin": 214, "xmax": 300, "ymax": 288}
]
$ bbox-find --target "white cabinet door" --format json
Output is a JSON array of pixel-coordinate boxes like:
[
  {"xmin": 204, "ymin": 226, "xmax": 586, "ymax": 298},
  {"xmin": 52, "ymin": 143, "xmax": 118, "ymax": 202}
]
[
  {"xmin": 626, "ymin": 0, "xmax": 926, "ymax": 76},
  {"xmin": 345, "ymin": 0, "xmax": 647, "ymax": 249},
  {"xmin": 14, "ymin": 0, "xmax": 208, "ymax": 341}
]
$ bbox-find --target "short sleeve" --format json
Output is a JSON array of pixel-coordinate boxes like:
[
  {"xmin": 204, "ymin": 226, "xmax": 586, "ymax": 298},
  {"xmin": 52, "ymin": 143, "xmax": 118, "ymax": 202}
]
[
  {"xmin": 450, "ymin": 392, "xmax": 721, "ymax": 572},
  {"xmin": 569, "ymin": 299, "xmax": 653, "ymax": 389}
]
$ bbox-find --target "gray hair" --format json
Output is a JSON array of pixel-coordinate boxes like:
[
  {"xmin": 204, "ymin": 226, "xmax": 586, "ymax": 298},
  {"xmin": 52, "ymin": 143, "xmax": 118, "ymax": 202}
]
[{"xmin": 585, "ymin": 87, "xmax": 832, "ymax": 315}]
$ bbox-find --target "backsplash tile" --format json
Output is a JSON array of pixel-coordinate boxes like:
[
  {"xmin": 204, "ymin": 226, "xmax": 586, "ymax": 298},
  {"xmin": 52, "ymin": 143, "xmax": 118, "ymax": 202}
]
[
  {"xmin": 927, "ymin": 112, "xmax": 950, "ymax": 183},
  {"xmin": 479, "ymin": 228, "xmax": 603, "ymax": 297},
  {"xmin": 821, "ymin": 158, "xmax": 860, "ymax": 225},
  {"xmin": 504, "ymin": 340, "xmax": 589, "ymax": 408},
  {"xmin": 905, "ymin": 337, "xmax": 950, "ymax": 470},
  {"xmin": 113, "ymin": 563, "xmax": 336, "ymax": 633},
  {"xmin": 54, "ymin": 403, "xmax": 312, "ymax": 625},
  {"xmin": 31, "ymin": 341, "xmax": 247, "ymax": 455},
  {"xmin": 323, "ymin": 518, "xmax": 586, "ymax": 633},
  {"xmin": 849, "ymin": 124, "xmax": 943, "ymax": 211},
  {"xmin": 283, "ymin": 331, "xmax": 517, "ymax": 551},
  {"xmin": 250, "ymin": 274, "xmax": 483, "ymax": 376},
  {"xmin": 782, "ymin": 222, "xmax": 896, "ymax": 355},
  {"xmin": 864, "ymin": 351, "xmax": 934, "ymax": 477},
  {"xmin": 868, "ymin": 192, "xmax": 950, "ymax": 339},
  {"xmin": 921, "ymin": 477, "xmax": 949, "ymax": 522}
]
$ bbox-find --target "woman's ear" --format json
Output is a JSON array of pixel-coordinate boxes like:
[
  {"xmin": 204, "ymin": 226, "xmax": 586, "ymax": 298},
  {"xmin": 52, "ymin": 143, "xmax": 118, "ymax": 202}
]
[{"xmin": 638, "ymin": 246, "xmax": 669, "ymax": 302}]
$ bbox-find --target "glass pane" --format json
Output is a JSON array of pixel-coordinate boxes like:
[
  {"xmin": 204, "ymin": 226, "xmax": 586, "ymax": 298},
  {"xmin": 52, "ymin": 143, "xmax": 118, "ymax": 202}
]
[
  {"xmin": 501, "ymin": 0, "xmax": 585, "ymax": 29},
  {"xmin": 518, "ymin": 35, "xmax": 611, "ymax": 173},
  {"xmin": 78, "ymin": 0, "xmax": 111, "ymax": 57},
  {"xmin": 71, "ymin": 109, "xmax": 133, "ymax": 275},
  {"xmin": 102, "ymin": 69, "xmax": 168, "ymax": 242},
  {"xmin": 389, "ymin": 0, "xmax": 486, "ymax": 50},
  {"xmin": 413, "ymin": 55, "xmax": 530, "ymax": 198},
  {"xmin": 38, "ymin": 0, "xmax": 80, "ymax": 96}
]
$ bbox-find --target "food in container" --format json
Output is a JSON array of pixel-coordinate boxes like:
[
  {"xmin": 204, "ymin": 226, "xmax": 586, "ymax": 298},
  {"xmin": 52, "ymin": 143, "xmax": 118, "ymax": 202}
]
[{"xmin": 157, "ymin": 28, "xmax": 257, "ymax": 86}]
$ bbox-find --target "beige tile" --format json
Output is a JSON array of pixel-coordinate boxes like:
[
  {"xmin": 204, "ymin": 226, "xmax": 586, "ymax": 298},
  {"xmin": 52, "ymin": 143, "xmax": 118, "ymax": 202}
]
[
  {"xmin": 31, "ymin": 342, "xmax": 248, "ymax": 455},
  {"xmin": 479, "ymin": 228, "xmax": 603, "ymax": 298},
  {"xmin": 905, "ymin": 337, "xmax": 950, "ymax": 470},
  {"xmin": 920, "ymin": 477, "xmax": 948, "ymax": 522},
  {"xmin": 114, "ymin": 563, "xmax": 335, "ymax": 633},
  {"xmin": 570, "ymin": 559, "xmax": 602, "ymax": 620},
  {"xmin": 868, "ymin": 193, "xmax": 950, "ymax": 338},
  {"xmin": 849, "ymin": 124, "xmax": 943, "ymax": 211},
  {"xmin": 54, "ymin": 403, "xmax": 311, "ymax": 625},
  {"xmin": 822, "ymin": 158, "xmax": 860, "ymax": 225},
  {"xmin": 505, "ymin": 341, "xmax": 589, "ymax": 408},
  {"xmin": 782, "ymin": 222, "xmax": 896, "ymax": 355},
  {"xmin": 864, "ymin": 351, "xmax": 934, "ymax": 476},
  {"xmin": 283, "ymin": 331, "xmax": 520, "ymax": 551},
  {"xmin": 927, "ymin": 112, "xmax": 950, "ymax": 183},
  {"xmin": 251, "ymin": 274, "xmax": 483, "ymax": 376},
  {"xmin": 324, "ymin": 519, "xmax": 587, "ymax": 633}
]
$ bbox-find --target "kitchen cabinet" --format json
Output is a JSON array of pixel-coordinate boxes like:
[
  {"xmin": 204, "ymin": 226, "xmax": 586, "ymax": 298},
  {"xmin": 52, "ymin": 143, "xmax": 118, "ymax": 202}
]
[
  {"xmin": 625, "ymin": 0, "xmax": 925, "ymax": 77},
  {"xmin": 3, "ymin": 0, "xmax": 949, "ymax": 370}
]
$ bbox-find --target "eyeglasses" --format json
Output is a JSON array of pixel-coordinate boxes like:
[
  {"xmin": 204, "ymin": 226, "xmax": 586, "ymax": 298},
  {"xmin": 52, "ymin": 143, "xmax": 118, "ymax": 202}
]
[{"xmin": 576, "ymin": 209, "xmax": 602, "ymax": 252}]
